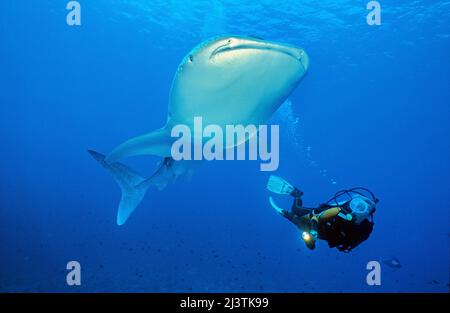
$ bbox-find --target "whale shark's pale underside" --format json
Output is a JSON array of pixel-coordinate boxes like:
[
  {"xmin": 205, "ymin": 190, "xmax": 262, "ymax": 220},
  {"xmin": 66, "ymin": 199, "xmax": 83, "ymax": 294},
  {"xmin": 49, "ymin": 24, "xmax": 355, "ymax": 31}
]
[{"xmin": 89, "ymin": 35, "xmax": 309, "ymax": 225}]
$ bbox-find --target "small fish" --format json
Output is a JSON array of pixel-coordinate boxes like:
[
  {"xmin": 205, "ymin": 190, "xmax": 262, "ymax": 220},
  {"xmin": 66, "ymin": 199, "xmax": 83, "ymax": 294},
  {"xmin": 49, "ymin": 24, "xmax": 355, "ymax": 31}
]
[{"xmin": 381, "ymin": 257, "xmax": 402, "ymax": 268}]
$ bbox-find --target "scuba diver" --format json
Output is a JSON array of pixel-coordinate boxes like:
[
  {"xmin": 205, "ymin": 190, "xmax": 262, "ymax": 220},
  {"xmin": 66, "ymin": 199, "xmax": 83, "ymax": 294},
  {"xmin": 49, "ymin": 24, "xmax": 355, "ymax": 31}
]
[{"xmin": 267, "ymin": 175, "xmax": 378, "ymax": 252}]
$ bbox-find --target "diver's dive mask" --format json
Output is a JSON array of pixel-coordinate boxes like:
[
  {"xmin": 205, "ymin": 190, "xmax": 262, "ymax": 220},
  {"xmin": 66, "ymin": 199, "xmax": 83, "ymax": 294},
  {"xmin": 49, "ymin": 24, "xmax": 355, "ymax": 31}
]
[
  {"xmin": 326, "ymin": 188, "xmax": 378, "ymax": 223},
  {"xmin": 349, "ymin": 196, "xmax": 375, "ymax": 223}
]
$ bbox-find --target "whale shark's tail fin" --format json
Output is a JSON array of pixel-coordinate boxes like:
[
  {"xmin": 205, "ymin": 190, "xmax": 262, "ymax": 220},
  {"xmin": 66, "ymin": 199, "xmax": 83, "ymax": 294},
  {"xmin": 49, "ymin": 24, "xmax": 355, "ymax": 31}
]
[
  {"xmin": 89, "ymin": 150, "xmax": 195, "ymax": 225},
  {"xmin": 88, "ymin": 150, "xmax": 149, "ymax": 226}
]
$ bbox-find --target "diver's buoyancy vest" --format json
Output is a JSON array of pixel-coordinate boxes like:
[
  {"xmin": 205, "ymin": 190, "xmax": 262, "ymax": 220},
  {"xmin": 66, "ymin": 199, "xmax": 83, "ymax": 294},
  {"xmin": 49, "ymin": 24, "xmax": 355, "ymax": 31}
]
[{"xmin": 318, "ymin": 192, "xmax": 377, "ymax": 252}]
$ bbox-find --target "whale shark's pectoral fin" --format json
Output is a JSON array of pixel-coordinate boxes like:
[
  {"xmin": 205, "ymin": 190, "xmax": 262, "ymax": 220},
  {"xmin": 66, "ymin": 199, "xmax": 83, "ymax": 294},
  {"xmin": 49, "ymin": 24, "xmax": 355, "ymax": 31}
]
[
  {"xmin": 88, "ymin": 150, "xmax": 149, "ymax": 225},
  {"xmin": 105, "ymin": 127, "xmax": 173, "ymax": 164}
]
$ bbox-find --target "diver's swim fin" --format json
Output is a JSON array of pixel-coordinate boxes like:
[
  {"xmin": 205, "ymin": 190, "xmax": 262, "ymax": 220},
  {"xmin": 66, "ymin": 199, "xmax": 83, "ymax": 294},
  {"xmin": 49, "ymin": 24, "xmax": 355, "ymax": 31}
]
[
  {"xmin": 267, "ymin": 175, "xmax": 296, "ymax": 195},
  {"xmin": 88, "ymin": 150, "xmax": 149, "ymax": 226},
  {"xmin": 269, "ymin": 196, "xmax": 284, "ymax": 215}
]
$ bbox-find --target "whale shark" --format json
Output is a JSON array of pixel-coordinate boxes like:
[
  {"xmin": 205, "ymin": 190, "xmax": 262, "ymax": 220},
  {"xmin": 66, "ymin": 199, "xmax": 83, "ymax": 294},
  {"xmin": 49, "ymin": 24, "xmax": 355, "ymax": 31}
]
[{"xmin": 89, "ymin": 35, "xmax": 309, "ymax": 225}]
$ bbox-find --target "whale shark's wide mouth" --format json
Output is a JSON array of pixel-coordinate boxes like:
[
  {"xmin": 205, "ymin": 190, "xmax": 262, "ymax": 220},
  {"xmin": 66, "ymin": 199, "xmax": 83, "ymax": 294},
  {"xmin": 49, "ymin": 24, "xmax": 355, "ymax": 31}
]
[{"xmin": 210, "ymin": 41, "xmax": 308, "ymax": 71}]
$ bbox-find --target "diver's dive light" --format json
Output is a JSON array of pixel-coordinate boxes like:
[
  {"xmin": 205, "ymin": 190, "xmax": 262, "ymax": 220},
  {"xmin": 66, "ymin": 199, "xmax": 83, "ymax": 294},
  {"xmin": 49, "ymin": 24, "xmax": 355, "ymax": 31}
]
[
  {"xmin": 302, "ymin": 232, "xmax": 312, "ymax": 242},
  {"xmin": 302, "ymin": 231, "xmax": 317, "ymax": 250}
]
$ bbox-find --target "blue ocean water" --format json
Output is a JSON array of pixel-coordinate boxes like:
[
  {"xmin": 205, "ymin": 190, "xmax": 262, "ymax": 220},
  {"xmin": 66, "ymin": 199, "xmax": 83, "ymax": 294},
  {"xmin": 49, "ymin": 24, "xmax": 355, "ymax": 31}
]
[{"xmin": 0, "ymin": 0, "xmax": 449, "ymax": 292}]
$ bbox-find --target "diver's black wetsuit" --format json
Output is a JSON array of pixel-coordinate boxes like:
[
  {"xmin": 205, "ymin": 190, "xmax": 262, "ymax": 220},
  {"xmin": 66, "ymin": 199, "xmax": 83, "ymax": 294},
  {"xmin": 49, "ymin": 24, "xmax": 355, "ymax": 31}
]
[
  {"xmin": 319, "ymin": 214, "xmax": 374, "ymax": 252},
  {"xmin": 280, "ymin": 192, "xmax": 309, "ymax": 223},
  {"xmin": 282, "ymin": 193, "xmax": 374, "ymax": 252},
  {"xmin": 281, "ymin": 192, "xmax": 330, "ymax": 233}
]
